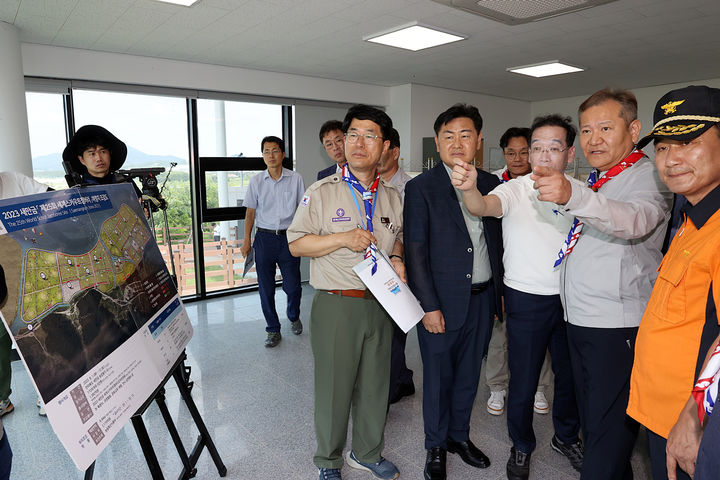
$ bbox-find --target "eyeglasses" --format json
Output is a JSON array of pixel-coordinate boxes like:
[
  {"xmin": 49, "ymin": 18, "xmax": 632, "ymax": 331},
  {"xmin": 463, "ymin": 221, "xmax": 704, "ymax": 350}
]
[
  {"xmin": 323, "ymin": 137, "xmax": 344, "ymax": 149},
  {"xmin": 263, "ymin": 149, "xmax": 281, "ymax": 155},
  {"xmin": 503, "ymin": 150, "xmax": 529, "ymax": 159},
  {"xmin": 345, "ymin": 131, "xmax": 383, "ymax": 145},
  {"xmin": 530, "ymin": 145, "xmax": 568, "ymax": 156}
]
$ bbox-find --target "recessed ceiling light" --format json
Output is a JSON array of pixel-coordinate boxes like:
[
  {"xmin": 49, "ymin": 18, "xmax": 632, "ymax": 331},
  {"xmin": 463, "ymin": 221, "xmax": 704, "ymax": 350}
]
[
  {"xmin": 507, "ymin": 61, "xmax": 584, "ymax": 78},
  {"xmin": 364, "ymin": 23, "xmax": 466, "ymax": 52},
  {"xmin": 154, "ymin": 0, "xmax": 199, "ymax": 6}
]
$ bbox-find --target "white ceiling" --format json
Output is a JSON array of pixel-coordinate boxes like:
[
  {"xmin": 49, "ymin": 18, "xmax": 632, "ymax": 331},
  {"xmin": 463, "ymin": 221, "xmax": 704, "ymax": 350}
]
[{"xmin": 3, "ymin": 0, "xmax": 720, "ymax": 101}]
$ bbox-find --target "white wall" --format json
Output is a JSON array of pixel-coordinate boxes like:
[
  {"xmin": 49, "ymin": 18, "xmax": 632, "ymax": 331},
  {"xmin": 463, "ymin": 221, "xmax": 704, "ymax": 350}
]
[
  {"xmin": 294, "ymin": 103, "xmax": 349, "ymax": 189},
  {"xmin": 400, "ymin": 84, "xmax": 531, "ymax": 172},
  {"xmin": 386, "ymin": 84, "xmax": 413, "ymax": 171},
  {"xmin": 0, "ymin": 24, "xmax": 32, "ymax": 176},
  {"xmin": 21, "ymin": 44, "xmax": 389, "ymax": 107}
]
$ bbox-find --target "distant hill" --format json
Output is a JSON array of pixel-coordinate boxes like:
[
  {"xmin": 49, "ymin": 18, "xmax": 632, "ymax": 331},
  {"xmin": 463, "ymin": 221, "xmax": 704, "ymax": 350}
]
[{"xmin": 32, "ymin": 146, "xmax": 188, "ymax": 172}]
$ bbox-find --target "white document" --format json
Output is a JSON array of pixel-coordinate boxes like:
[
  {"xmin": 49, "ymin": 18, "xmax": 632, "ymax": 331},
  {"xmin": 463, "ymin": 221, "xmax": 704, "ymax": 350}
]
[{"xmin": 352, "ymin": 249, "xmax": 424, "ymax": 333}]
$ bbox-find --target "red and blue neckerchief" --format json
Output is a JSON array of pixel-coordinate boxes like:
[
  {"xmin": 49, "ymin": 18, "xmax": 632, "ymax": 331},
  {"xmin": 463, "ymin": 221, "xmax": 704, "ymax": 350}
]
[
  {"xmin": 501, "ymin": 169, "xmax": 511, "ymax": 183},
  {"xmin": 693, "ymin": 344, "xmax": 720, "ymax": 424},
  {"xmin": 342, "ymin": 164, "xmax": 380, "ymax": 274},
  {"xmin": 554, "ymin": 149, "xmax": 645, "ymax": 267}
]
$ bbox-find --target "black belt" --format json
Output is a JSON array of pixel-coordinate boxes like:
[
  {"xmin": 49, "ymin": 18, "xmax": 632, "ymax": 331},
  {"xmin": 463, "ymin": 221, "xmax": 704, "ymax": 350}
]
[
  {"xmin": 471, "ymin": 280, "xmax": 491, "ymax": 295},
  {"xmin": 257, "ymin": 227, "xmax": 287, "ymax": 235}
]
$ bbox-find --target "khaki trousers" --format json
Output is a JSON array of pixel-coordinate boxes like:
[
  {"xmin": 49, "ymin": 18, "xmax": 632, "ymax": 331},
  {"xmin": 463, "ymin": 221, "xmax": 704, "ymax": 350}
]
[{"xmin": 310, "ymin": 290, "xmax": 393, "ymax": 469}]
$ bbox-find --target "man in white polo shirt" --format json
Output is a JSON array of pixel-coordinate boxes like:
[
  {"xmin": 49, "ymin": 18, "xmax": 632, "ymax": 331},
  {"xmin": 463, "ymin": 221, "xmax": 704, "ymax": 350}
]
[
  {"xmin": 452, "ymin": 115, "xmax": 582, "ymax": 480},
  {"xmin": 486, "ymin": 127, "xmax": 553, "ymax": 417}
]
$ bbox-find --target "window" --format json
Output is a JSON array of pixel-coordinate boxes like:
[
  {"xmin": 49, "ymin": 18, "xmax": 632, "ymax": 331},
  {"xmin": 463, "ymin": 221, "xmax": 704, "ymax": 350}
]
[
  {"xmin": 196, "ymin": 99, "xmax": 288, "ymax": 293},
  {"xmin": 197, "ymin": 100, "xmax": 283, "ymax": 158}
]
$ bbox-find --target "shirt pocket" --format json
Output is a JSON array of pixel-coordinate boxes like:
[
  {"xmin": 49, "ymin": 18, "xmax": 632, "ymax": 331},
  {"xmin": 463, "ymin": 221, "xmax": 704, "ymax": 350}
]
[
  {"xmin": 324, "ymin": 210, "xmax": 358, "ymax": 235},
  {"xmin": 654, "ymin": 252, "xmax": 691, "ymax": 325},
  {"xmin": 373, "ymin": 219, "xmax": 398, "ymax": 253}
]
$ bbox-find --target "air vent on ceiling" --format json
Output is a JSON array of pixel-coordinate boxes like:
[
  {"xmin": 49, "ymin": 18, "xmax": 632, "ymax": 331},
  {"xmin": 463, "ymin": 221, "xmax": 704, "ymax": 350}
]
[{"xmin": 432, "ymin": 0, "xmax": 619, "ymax": 25}]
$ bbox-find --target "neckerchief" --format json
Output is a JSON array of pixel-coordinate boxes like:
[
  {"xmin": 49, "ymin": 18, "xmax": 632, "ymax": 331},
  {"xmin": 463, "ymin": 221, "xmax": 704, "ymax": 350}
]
[
  {"xmin": 693, "ymin": 344, "xmax": 720, "ymax": 423},
  {"xmin": 554, "ymin": 148, "xmax": 645, "ymax": 267},
  {"xmin": 501, "ymin": 169, "xmax": 511, "ymax": 183},
  {"xmin": 342, "ymin": 164, "xmax": 380, "ymax": 274}
]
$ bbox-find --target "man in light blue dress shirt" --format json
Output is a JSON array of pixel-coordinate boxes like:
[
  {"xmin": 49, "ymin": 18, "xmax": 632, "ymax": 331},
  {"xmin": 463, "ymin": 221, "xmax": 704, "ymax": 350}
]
[{"xmin": 242, "ymin": 136, "xmax": 306, "ymax": 347}]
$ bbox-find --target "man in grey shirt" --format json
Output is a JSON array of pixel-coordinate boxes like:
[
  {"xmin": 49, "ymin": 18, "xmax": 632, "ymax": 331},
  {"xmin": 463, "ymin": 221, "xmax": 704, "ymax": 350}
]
[{"xmin": 532, "ymin": 88, "xmax": 672, "ymax": 479}]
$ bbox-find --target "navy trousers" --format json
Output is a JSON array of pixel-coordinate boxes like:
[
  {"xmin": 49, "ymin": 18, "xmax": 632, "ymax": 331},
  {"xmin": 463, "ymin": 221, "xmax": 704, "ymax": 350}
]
[
  {"xmin": 646, "ymin": 430, "xmax": 692, "ymax": 480},
  {"xmin": 417, "ymin": 287, "xmax": 493, "ymax": 449},
  {"xmin": 253, "ymin": 230, "xmax": 301, "ymax": 333},
  {"xmin": 505, "ymin": 286, "xmax": 580, "ymax": 454},
  {"xmin": 696, "ymin": 389, "xmax": 720, "ymax": 480},
  {"xmin": 567, "ymin": 323, "xmax": 640, "ymax": 480},
  {"xmin": 0, "ymin": 428, "xmax": 11, "ymax": 480}
]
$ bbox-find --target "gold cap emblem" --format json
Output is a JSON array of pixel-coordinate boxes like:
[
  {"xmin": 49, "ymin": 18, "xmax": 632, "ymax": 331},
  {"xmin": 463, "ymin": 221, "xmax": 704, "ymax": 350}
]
[{"xmin": 661, "ymin": 100, "xmax": 685, "ymax": 115}]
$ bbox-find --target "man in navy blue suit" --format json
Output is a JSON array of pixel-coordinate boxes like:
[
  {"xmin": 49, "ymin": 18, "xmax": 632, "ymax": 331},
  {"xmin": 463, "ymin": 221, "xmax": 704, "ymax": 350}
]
[
  {"xmin": 404, "ymin": 104, "xmax": 503, "ymax": 480},
  {"xmin": 317, "ymin": 120, "xmax": 346, "ymax": 180}
]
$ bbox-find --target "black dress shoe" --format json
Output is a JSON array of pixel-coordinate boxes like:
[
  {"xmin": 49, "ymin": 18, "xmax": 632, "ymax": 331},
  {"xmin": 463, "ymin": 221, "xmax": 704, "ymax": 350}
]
[
  {"xmin": 424, "ymin": 446, "xmax": 446, "ymax": 480},
  {"xmin": 389, "ymin": 382, "xmax": 415, "ymax": 404},
  {"xmin": 507, "ymin": 446, "xmax": 530, "ymax": 480},
  {"xmin": 447, "ymin": 439, "xmax": 490, "ymax": 468}
]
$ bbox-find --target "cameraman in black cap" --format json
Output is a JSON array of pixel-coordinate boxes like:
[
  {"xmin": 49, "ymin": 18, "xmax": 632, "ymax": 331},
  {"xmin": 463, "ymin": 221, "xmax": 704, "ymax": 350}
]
[{"xmin": 62, "ymin": 125, "xmax": 141, "ymax": 198}]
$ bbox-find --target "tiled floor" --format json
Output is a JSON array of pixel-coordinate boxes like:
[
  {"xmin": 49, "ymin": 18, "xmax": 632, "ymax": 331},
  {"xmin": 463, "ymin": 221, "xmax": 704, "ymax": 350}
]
[{"xmin": 4, "ymin": 284, "xmax": 653, "ymax": 479}]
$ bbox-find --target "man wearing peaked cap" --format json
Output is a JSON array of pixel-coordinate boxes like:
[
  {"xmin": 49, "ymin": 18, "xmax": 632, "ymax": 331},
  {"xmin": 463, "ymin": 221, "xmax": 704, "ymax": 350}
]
[
  {"xmin": 637, "ymin": 85, "xmax": 720, "ymax": 149},
  {"xmin": 627, "ymin": 85, "xmax": 720, "ymax": 480}
]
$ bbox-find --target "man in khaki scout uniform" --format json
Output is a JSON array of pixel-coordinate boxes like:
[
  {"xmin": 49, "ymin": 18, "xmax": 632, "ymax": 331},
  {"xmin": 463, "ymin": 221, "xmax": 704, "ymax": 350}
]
[{"xmin": 288, "ymin": 105, "xmax": 404, "ymax": 480}]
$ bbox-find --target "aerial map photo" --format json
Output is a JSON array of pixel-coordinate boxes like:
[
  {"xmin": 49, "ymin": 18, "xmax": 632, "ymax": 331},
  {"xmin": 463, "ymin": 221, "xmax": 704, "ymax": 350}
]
[{"xmin": 0, "ymin": 184, "xmax": 178, "ymax": 401}]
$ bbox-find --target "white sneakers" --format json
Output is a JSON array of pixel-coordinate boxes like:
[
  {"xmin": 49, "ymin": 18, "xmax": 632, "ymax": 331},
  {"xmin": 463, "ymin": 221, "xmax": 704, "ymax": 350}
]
[
  {"xmin": 533, "ymin": 391, "xmax": 549, "ymax": 414},
  {"xmin": 487, "ymin": 390, "xmax": 506, "ymax": 415},
  {"xmin": 487, "ymin": 390, "xmax": 550, "ymax": 415}
]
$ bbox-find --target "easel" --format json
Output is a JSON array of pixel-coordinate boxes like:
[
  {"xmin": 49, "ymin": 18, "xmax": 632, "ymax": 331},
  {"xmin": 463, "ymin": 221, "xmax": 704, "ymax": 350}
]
[{"xmin": 84, "ymin": 351, "xmax": 227, "ymax": 479}]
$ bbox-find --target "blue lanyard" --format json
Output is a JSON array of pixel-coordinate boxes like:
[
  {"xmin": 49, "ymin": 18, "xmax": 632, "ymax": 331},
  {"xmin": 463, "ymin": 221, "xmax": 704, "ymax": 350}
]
[{"xmin": 345, "ymin": 182, "xmax": 378, "ymax": 232}]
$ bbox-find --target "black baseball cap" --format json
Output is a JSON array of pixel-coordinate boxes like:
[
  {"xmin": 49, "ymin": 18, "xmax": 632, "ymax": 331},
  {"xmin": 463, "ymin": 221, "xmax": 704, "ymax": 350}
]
[{"xmin": 637, "ymin": 85, "xmax": 720, "ymax": 148}]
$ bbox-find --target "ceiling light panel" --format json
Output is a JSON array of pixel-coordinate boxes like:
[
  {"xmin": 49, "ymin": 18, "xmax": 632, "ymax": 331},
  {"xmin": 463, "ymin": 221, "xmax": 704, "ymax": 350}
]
[
  {"xmin": 508, "ymin": 61, "xmax": 584, "ymax": 78},
  {"xmin": 365, "ymin": 24, "xmax": 466, "ymax": 52},
  {"xmin": 154, "ymin": 0, "xmax": 199, "ymax": 6}
]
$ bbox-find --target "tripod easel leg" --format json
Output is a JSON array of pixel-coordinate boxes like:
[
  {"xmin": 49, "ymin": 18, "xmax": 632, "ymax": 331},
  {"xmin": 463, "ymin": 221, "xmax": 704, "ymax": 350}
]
[
  {"xmin": 173, "ymin": 366, "xmax": 227, "ymax": 476},
  {"xmin": 132, "ymin": 415, "xmax": 166, "ymax": 480},
  {"xmin": 155, "ymin": 387, "xmax": 197, "ymax": 479},
  {"xmin": 84, "ymin": 461, "xmax": 96, "ymax": 480}
]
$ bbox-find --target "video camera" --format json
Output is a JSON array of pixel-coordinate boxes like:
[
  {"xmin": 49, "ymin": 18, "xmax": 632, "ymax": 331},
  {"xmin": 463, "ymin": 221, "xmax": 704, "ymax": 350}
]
[{"xmin": 117, "ymin": 167, "xmax": 168, "ymax": 212}]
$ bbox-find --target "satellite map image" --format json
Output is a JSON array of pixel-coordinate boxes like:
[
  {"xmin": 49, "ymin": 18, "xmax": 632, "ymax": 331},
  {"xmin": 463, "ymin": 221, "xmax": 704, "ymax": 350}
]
[{"xmin": 0, "ymin": 186, "xmax": 177, "ymax": 401}]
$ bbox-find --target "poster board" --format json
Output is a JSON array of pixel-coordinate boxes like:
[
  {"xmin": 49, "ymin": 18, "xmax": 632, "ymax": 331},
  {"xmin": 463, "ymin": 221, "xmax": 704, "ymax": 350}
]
[{"xmin": 0, "ymin": 184, "xmax": 193, "ymax": 471}]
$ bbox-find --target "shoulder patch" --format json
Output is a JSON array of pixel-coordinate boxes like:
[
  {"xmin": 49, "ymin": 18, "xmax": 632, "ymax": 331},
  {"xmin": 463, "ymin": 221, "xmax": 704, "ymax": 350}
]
[{"xmin": 301, "ymin": 194, "xmax": 310, "ymax": 206}]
